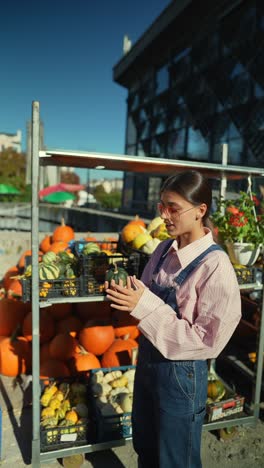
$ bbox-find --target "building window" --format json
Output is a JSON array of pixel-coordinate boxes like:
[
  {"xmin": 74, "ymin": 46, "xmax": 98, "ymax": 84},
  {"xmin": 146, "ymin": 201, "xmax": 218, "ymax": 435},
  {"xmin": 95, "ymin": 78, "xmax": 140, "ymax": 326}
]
[
  {"xmin": 167, "ymin": 129, "xmax": 186, "ymax": 158},
  {"xmin": 156, "ymin": 65, "xmax": 169, "ymax": 95},
  {"xmin": 187, "ymin": 127, "xmax": 209, "ymax": 161}
]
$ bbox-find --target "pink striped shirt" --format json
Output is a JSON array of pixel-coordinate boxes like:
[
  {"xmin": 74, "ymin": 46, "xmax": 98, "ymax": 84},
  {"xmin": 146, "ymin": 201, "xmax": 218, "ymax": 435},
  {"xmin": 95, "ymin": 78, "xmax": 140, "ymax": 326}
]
[{"xmin": 131, "ymin": 229, "xmax": 241, "ymax": 360}]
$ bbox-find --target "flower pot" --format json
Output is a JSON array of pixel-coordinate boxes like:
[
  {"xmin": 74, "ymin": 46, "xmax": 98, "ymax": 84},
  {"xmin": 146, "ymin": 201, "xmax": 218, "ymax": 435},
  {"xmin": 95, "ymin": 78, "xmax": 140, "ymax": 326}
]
[{"xmin": 225, "ymin": 242, "xmax": 261, "ymax": 266}]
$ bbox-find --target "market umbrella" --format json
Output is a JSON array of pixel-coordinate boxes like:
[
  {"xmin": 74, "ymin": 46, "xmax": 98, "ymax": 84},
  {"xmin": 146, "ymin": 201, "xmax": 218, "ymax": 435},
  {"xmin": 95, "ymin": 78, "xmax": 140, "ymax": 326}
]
[
  {"xmin": 42, "ymin": 191, "xmax": 76, "ymax": 204},
  {"xmin": 39, "ymin": 183, "xmax": 85, "ymax": 198},
  {"xmin": 0, "ymin": 183, "xmax": 21, "ymax": 194}
]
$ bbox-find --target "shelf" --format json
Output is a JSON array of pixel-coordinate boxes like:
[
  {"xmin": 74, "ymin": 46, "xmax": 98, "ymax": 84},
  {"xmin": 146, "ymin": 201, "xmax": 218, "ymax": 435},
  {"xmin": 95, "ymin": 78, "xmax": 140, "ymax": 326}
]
[
  {"xmin": 203, "ymin": 413, "xmax": 255, "ymax": 432},
  {"xmin": 40, "ymin": 438, "xmax": 129, "ymax": 463},
  {"xmin": 239, "ymin": 283, "xmax": 263, "ymax": 291},
  {"xmin": 39, "ymin": 296, "xmax": 106, "ymax": 307}
]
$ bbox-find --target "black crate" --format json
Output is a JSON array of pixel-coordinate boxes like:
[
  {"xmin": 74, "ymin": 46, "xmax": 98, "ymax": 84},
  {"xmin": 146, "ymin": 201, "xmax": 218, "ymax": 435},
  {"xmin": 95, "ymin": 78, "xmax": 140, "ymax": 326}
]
[
  {"xmin": 234, "ymin": 266, "xmax": 262, "ymax": 285},
  {"xmin": 118, "ymin": 237, "xmax": 150, "ymax": 278},
  {"xmin": 21, "ymin": 276, "xmax": 82, "ymax": 302},
  {"xmin": 89, "ymin": 366, "xmax": 135, "ymax": 442},
  {"xmin": 75, "ymin": 241, "xmax": 140, "ymax": 296},
  {"xmin": 40, "ymin": 376, "xmax": 94, "ymax": 452}
]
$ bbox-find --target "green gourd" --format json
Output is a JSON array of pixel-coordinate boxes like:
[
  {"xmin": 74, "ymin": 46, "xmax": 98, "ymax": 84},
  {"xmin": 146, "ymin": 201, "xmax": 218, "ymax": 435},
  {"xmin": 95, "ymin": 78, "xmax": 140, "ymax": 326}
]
[
  {"xmin": 105, "ymin": 264, "xmax": 128, "ymax": 286},
  {"xmin": 42, "ymin": 251, "xmax": 57, "ymax": 265}
]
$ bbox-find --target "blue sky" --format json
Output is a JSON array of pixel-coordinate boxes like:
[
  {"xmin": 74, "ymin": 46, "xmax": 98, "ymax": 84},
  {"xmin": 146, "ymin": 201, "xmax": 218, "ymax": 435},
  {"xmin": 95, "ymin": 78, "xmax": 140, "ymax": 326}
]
[{"xmin": 0, "ymin": 0, "xmax": 170, "ymax": 181}]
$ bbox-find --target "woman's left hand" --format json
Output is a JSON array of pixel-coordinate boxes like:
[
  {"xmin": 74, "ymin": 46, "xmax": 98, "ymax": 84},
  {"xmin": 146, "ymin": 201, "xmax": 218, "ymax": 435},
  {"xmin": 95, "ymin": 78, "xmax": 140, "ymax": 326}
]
[{"xmin": 105, "ymin": 275, "xmax": 145, "ymax": 312}]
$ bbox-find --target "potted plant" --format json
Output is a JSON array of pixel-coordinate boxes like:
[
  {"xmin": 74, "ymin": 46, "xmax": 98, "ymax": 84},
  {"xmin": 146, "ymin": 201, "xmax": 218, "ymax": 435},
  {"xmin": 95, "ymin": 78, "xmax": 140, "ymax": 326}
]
[{"xmin": 211, "ymin": 191, "xmax": 264, "ymax": 266}]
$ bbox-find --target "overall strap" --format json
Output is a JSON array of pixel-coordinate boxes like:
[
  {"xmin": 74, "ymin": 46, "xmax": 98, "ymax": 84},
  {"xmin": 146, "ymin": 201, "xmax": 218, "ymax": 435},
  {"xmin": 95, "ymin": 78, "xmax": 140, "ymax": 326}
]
[
  {"xmin": 174, "ymin": 244, "xmax": 223, "ymax": 287},
  {"xmin": 153, "ymin": 239, "xmax": 175, "ymax": 275}
]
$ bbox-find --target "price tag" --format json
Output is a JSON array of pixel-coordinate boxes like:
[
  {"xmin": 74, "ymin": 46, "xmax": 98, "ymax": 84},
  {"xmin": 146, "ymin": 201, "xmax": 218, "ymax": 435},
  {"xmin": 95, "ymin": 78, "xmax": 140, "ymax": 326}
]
[{"xmin": 60, "ymin": 433, "xmax": 78, "ymax": 442}]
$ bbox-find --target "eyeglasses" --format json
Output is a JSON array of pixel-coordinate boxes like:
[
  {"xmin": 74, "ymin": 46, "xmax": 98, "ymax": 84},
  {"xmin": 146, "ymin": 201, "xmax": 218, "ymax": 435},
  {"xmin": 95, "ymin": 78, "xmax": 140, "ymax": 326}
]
[{"xmin": 157, "ymin": 203, "xmax": 196, "ymax": 218}]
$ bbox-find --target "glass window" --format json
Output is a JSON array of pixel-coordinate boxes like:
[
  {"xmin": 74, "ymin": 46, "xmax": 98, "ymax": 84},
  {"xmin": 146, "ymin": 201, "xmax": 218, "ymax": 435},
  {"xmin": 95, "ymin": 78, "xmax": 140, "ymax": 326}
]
[
  {"xmin": 156, "ymin": 65, "xmax": 169, "ymax": 95},
  {"xmin": 170, "ymin": 105, "xmax": 187, "ymax": 129},
  {"xmin": 212, "ymin": 139, "xmax": 243, "ymax": 164},
  {"xmin": 138, "ymin": 140, "xmax": 150, "ymax": 157},
  {"xmin": 187, "ymin": 127, "xmax": 209, "ymax": 160},
  {"xmin": 151, "ymin": 135, "xmax": 167, "ymax": 158},
  {"xmin": 167, "ymin": 129, "xmax": 186, "ymax": 158},
  {"xmin": 155, "ymin": 114, "xmax": 167, "ymax": 134},
  {"xmin": 126, "ymin": 116, "xmax": 137, "ymax": 145}
]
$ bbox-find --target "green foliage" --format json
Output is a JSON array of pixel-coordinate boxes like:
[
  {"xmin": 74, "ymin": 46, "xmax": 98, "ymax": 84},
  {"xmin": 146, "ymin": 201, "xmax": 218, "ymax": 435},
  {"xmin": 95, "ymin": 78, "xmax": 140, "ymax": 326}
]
[{"xmin": 93, "ymin": 185, "xmax": 121, "ymax": 209}]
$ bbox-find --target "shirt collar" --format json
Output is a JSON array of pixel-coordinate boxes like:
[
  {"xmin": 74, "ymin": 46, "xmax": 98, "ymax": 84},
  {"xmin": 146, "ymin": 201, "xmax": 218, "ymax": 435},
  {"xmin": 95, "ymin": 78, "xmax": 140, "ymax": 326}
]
[{"xmin": 169, "ymin": 228, "xmax": 215, "ymax": 269}]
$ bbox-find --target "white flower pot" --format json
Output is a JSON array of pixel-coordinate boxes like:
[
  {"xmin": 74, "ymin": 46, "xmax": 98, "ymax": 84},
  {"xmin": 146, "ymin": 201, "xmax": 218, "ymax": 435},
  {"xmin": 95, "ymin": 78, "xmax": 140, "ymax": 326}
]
[{"xmin": 225, "ymin": 242, "xmax": 261, "ymax": 266}]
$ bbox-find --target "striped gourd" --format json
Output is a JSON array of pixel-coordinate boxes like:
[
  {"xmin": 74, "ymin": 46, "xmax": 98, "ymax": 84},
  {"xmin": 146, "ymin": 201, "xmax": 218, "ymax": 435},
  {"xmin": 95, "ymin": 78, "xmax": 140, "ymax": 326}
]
[
  {"xmin": 42, "ymin": 251, "xmax": 57, "ymax": 265},
  {"xmin": 82, "ymin": 242, "xmax": 101, "ymax": 256},
  {"xmin": 39, "ymin": 263, "xmax": 60, "ymax": 280}
]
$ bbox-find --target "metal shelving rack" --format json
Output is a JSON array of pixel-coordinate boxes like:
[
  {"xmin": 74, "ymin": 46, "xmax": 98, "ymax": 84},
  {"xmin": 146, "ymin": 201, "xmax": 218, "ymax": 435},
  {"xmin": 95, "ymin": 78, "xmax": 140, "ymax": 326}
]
[{"xmin": 30, "ymin": 101, "xmax": 264, "ymax": 466}]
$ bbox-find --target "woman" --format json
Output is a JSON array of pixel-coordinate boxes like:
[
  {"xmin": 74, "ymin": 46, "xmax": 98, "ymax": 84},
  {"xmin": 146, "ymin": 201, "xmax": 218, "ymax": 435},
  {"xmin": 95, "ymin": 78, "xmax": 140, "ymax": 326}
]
[{"xmin": 105, "ymin": 171, "xmax": 241, "ymax": 468}]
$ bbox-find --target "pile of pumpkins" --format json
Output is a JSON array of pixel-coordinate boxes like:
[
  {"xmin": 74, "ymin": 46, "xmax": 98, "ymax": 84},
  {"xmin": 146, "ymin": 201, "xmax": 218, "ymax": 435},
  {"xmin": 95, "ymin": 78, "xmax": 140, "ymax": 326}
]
[
  {"xmin": 0, "ymin": 219, "xmax": 139, "ymax": 379},
  {"xmin": 121, "ymin": 215, "xmax": 171, "ymax": 255}
]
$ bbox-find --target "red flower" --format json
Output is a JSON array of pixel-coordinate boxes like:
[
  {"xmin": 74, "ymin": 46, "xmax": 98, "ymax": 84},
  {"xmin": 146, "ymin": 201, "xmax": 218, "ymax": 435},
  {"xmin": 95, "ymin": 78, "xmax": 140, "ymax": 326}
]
[
  {"xmin": 252, "ymin": 195, "xmax": 260, "ymax": 206},
  {"xmin": 229, "ymin": 212, "xmax": 248, "ymax": 227}
]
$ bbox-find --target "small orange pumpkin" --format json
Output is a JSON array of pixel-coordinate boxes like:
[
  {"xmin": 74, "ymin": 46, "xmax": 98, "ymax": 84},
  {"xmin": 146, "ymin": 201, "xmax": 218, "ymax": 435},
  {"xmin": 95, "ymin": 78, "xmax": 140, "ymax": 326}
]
[
  {"xmin": 69, "ymin": 349, "xmax": 101, "ymax": 374},
  {"xmin": 3, "ymin": 266, "xmax": 19, "ymax": 291},
  {"xmin": 0, "ymin": 335, "xmax": 31, "ymax": 376},
  {"xmin": 39, "ymin": 235, "xmax": 52, "ymax": 253},
  {"xmin": 101, "ymin": 338, "xmax": 138, "ymax": 368},
  {"xmin": 79, "ymin": 321, "xmax": 115, "ymax": 356},
  {"xmin": 17, "ymin": 250, "xmax": 43, "ymax": 271},
  {"xmin": 52, "ymin": 218, "xmax": 75, "ymax": 243},
  {"xmin": 49, "ymin": 333, "xmax": 78, "ymax": 361},
  {"xmin": 48, "ymin": 241, "xmax": 69, "ymax": 254},
  {"xmin": 121, "ymin": 222, "xmax": 146, "ymax": 244}
]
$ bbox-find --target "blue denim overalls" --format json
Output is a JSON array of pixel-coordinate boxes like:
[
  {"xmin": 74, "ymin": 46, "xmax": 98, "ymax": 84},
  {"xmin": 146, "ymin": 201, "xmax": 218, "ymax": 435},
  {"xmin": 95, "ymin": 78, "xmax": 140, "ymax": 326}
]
[{"xmin": 132, "ymin": 240, "xmax": 222, "ymax": 468}]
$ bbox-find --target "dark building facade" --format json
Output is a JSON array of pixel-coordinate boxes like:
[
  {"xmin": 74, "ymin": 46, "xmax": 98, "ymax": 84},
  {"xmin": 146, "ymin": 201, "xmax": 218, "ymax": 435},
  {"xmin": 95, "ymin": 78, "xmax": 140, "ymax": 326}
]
[{"xmin": 113, "ymin": 0, "xmax": 264, "ymax": 216}]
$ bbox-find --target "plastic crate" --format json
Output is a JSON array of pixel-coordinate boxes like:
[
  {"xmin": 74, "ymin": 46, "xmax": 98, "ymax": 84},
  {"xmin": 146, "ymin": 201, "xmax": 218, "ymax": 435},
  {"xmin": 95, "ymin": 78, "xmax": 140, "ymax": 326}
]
[
  {"xmin": 75, "ymin": 241, "xmax": 140, "ymax": 296},
  {"xmin": 233, "ymin": 266, "xmax": 262, "ymax": 285},
  {"xmin": 206, "ymin": 378, "xmax": 245, "ymax": 422},
  {"xmin": 118, "ymin": 237, "xmax": 151, "ymax": 278},
  {"xmin": 40, "ymin": 376, "xmax": 94, "ymax": 452},
  {"xmin": 89, "ymin": 365, "xmax": 135, "ymax": 442},
  {"xmin": 21, "ymin": 277, "xmax": 82, "ymax": 302}
]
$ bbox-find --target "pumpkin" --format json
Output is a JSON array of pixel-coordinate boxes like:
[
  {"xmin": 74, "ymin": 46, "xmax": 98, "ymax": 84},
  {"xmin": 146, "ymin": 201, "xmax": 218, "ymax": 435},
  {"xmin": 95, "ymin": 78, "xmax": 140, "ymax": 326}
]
[
  {"xmin": 101, "ymin": 338, "xmax": 138, "ymax": 368},
  {"xmin": 49, "ymin": 303, "xmax": 73, "ymax": 321},
  {"xmin": 0, "ymin": 299, "xmax": 30, "ymax": 336},
  {"xmin": 121, "ymin": 222, "xmax": 146, "ymax": 244},
  {"xmin": 74, "ymin": 301, "xmax": 112, "ymax": 323},
  {"xmin": 127, "ymin": 215, "xmax": 146, "ymax": 228},
  {"xmin": 105, "ymin": 264, "xmax": 128, "ymax": 286},
  {"xmin": 100, "ymin": 237, "xmax": 118, "ymax": 251},
  {"xmin": 7, "ymin": 279, "xmax": 23, "ymax": 300},
  {"xmin": 47, "ymin": 241, "xmax": 70, "ymax": 254},
  {"xmin": 0, "ymin": 335, "xmax": 31, "ymax": 376},
  {"xmin": 69, "ymin": 349, "xmax": 101, "ymax": 374},
  {"xmin": 17, "ymin": 249, "xmax": 43, "ymax": 271},
  {"xmin": 111, "ymin": 310, "xmax": 140, "ymax": 340},
  {"xmin": 56, "ymin": 315, "xmax": 82, "ymax": 337},
  {"xmin": 84, "ymin": 235, "xmax": 98, "ymax": 242},
  {"xmin": 3, "ymin": 266, "xmax": 19, "ymax": 291},
  {"xmin": 207, "ymin": 379, "xmax": 225, "ymax": 400},
  {"xmin": 22, "ymin": 309, "xmax": 55, "ymax": 344},
  {"xmin": 52, "ymin": 218, "xmax": 75, "ymax": 243},
  {"xmin": 40, "ymin": 342, "xmax": 51, "ymax": 364},
  {"xmin": 49, "ymin": 333, "xmax": 78, "ymax": 361},
  {"xmin": 40, "ymin": 359, "xmax": 70, "ymax": 378},
  {"xmin": 39, "ymin": 235, "xmax": 52, "ymax": 253},
  {"xmin": 79, "ymin": 322, "xmax": 115, "ymax": 356},
  {"xmin": 65, "ymin": 410, "xmax": 78, "ymax": 424}
]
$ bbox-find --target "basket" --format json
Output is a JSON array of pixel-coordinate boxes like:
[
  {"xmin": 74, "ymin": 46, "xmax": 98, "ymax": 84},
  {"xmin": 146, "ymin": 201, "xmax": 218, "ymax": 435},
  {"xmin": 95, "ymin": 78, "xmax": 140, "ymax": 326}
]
[
  {"xmin": 233, "ymin": 266, "xmax": 262, "ymax": 285},
  {"xmin": 40, "ymin": 376, "xmax": 94, "ymax": 452},
  {"xmin": 89, "ymin": 365, "xmax": 135, "ymax": 442},
  {"xmin": 74, "ymin": 241, "xmax": 140, "ymax": 296},
  {"xmin": 118, "ymin": 237, "xmax": 150, "ymax": 278},
  {"xmin": 21, "ymin": 277, "xmax": 82, "ymax": 302}
]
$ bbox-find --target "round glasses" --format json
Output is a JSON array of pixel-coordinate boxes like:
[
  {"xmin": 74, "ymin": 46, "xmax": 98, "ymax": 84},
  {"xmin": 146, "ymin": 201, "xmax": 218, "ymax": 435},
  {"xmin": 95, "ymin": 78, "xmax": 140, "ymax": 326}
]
[{"xmin": 157, "ymin": 203, "xmax": 196, "ymax": 218}]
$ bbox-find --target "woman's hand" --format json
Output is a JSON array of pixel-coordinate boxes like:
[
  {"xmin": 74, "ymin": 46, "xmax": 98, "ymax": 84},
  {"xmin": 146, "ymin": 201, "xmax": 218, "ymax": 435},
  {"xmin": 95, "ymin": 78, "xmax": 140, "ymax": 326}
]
[{"xmin": 104, "ymin": 275, "xmax": 145, "ymax": 312}]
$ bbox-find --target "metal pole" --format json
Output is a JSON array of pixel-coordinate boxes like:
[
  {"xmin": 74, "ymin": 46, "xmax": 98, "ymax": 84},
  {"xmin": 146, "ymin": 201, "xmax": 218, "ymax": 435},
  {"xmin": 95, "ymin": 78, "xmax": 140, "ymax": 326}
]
[
  {"xmin": 253, "ymin": 280, "xmax": 264, "ymax": 421},
  {"xmin": 220, "ymin": 143, "xmax": 228, "ymax": 201},
  {"xmin": 31, "ymin": 101, "xmax": 41, "ymax": 467}
]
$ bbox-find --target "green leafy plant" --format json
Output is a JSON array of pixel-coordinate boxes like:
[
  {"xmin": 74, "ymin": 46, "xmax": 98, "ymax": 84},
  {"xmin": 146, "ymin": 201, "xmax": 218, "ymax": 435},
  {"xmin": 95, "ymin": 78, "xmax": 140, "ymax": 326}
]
[{"xmin": 211, "ymin": 191, "xmax": 264, "ymax": 247}]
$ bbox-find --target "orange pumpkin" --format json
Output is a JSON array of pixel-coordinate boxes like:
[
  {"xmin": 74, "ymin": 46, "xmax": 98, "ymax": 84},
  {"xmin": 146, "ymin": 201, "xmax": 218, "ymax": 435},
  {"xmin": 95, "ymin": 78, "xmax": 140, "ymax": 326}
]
[
  {"xmin": 39, "ymin": 235, "xmax": 52, "ymax": 253},
  {"xmin": 84, "ymin": 235, "xmax": 97, "ymax": 242},
  {"xmin": 79, "ymin": 322, "xmax": 115, "ymax": 356},
  {"xmin": 49, "ymin": 303, "xmax": 73, "ymax": 321},
  {"xmin": 100, "ymin": 237, "xmax": 118, "ymax": 251},
  {"xmin": 0, "ymin": 299, "xmax": 30, "ymax": 336},
  {"xmin": 65, "ymin": 410, "xmax": 78, "ymax": 424},
  {"xmin": 0, "ymin": 335, "xmax": 31, "ymax": 376},
  {"xmin": 74, "ymin": 301, "xmax": 112, "ymax": 323},
  {"xmin": 112, "ymin": 309, "xmax": 140, "ymax": 340},
  {"xmin": 40, "ymin": 359, "xmax": 70, "ymax": 378},
  {"xmin": 48, "ymin": 241, "xmax": 70, "ymax": 254},
  {"xmin": 127, "ymin": 215, "xmax": 146, "ymax": 228},
  {"xmin": 22, "ymin": 309, "xmax": 55, "ymax": 344},
  {"xmin": 7, "ymin": 279, "xmax": 23, "ymax": 300},
  {"xmin": 69, "ymin": 350, "xmax": 101, "ymax": 374},
  {"xmin": 17, "ymin": 249, "xmax": 43, "ymax": 271},
  {"xmin": 121, "ymin": 222, "xmax": 146, "ymax": 244},
  {"xmin": 52, "ymin": 218, "xmax": 75, "ymax": 243},
  {"xmin": 3, "ymin": 266, "xmax": 19, "ymax": 291},
  {"xmin": 40, "ymin": 342, "xmax": 51, "ymax": 364},
  {"xmin": 101, "ymin": 338, "xmax": 138, "ymax": 368},
  {"xmin": 56, "ymin": 315, "xmax": 82, "ymax": 337},
  {"xmin": 49, "ymin": 333, "xmax": 78, "ymax": 361}
]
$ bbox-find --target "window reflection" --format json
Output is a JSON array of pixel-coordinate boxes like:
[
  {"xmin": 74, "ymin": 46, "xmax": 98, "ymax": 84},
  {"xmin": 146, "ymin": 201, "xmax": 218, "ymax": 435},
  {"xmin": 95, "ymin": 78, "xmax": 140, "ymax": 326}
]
[
  {"xmin": 187, "ymin": 127, "xmax": 209, "ymax": 160},
  {"xmin": 156, "ymin": 65, "xmax": 169, "ymax": 95}
]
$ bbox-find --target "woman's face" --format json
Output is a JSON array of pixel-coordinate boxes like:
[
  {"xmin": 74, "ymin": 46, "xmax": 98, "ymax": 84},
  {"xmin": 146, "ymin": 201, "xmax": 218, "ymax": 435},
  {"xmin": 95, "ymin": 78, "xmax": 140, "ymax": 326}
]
[{"xmin": 158, "ymin": 191, "xmax": 205, "ymax": 238}]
